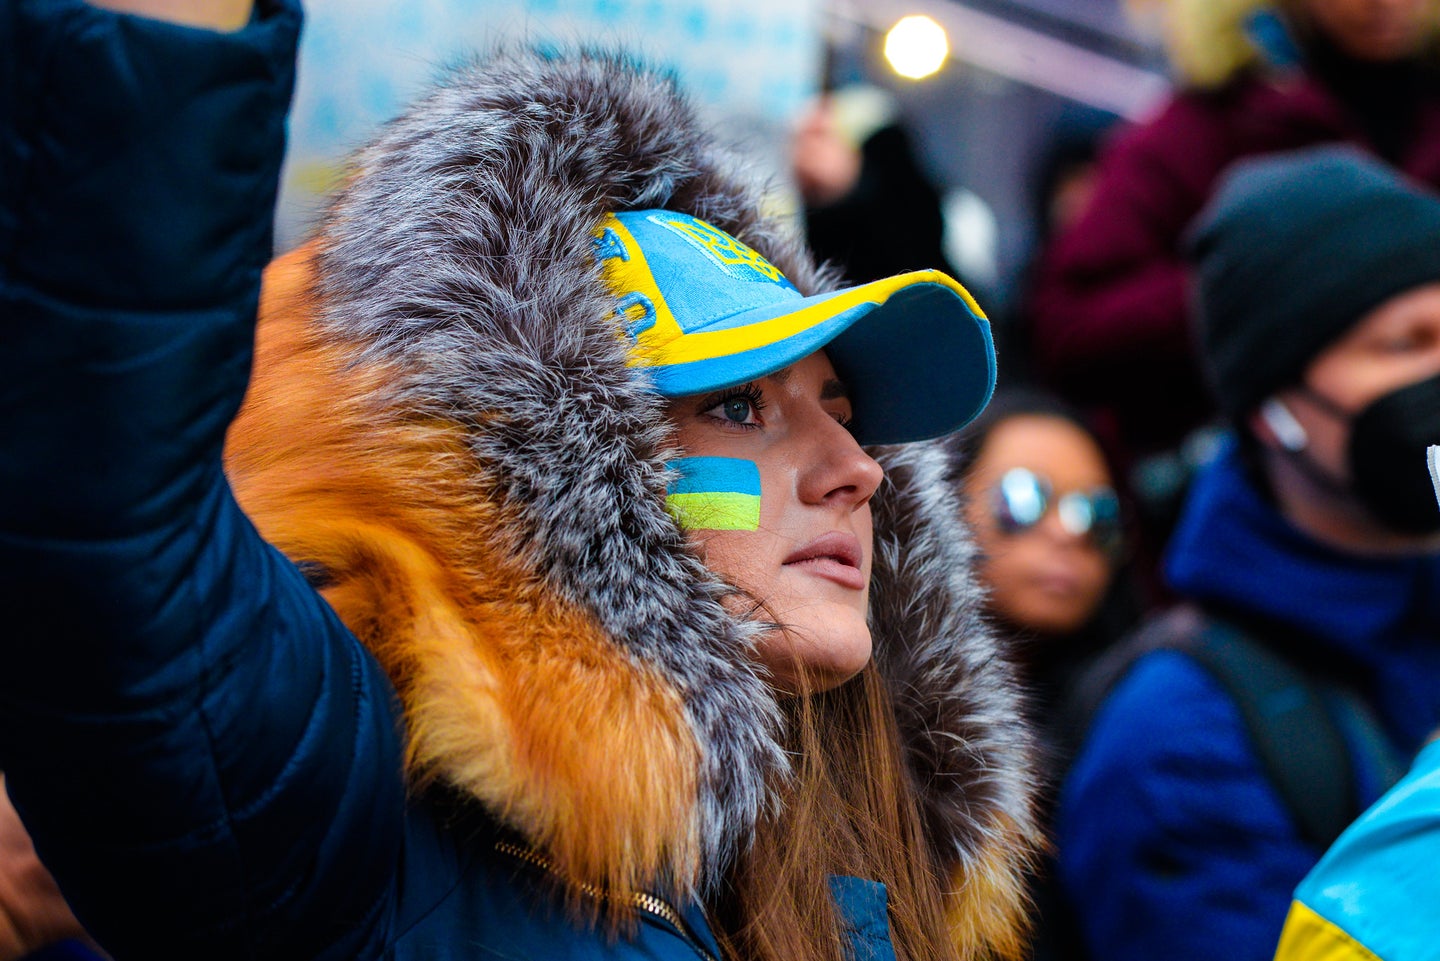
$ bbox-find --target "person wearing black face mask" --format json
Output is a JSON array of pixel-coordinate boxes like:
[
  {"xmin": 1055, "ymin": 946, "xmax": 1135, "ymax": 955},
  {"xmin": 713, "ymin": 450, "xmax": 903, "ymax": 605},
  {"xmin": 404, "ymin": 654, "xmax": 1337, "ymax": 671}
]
[
  {"xmin": 1263, "ymin": 370, "xmax": 1440, "ymax": 539},
  {"xmin": 1053, "ymin": 145, "xmax": 1440, "ymax": 961}
]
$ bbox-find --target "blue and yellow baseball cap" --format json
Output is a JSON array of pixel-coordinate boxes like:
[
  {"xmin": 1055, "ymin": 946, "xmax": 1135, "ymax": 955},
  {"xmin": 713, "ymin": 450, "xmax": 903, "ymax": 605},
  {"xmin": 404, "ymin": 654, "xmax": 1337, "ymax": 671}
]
[{"xmin": 593, "ymin": 209, "xmax": 995, "ymax": 445}]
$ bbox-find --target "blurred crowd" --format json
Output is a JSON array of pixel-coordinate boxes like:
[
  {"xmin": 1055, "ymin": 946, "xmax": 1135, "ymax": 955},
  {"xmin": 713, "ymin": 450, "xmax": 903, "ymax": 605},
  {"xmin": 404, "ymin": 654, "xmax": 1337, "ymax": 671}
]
[
  {"xmin": 6, "ymin": 1, "xmax": 1440, "ymax": 960},
  {"xmin": 795, "ymin": 1, "xmax": 1440, "ymax": 960}
]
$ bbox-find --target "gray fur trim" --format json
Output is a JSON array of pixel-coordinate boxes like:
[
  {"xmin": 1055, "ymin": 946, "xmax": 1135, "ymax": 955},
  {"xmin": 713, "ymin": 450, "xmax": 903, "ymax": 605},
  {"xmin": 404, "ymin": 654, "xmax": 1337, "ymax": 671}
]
[{"xmin": 869, "ymin": 442, "xmax": 1040, "ymax": 870}]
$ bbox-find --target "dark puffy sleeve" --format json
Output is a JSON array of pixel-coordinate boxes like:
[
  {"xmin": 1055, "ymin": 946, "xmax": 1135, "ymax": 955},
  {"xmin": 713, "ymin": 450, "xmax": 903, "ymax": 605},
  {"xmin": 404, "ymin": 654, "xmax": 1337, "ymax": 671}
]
[{"xmin": 0, "ymin": 2, "xmax": 407, "ymax": 957}]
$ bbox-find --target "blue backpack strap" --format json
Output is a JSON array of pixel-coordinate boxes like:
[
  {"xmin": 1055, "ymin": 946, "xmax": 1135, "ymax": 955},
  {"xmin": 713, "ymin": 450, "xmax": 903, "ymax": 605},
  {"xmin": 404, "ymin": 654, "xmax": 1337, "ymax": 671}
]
[
  {"xmin": 1187, "ymin": 620, "xmax": 1358, "ymax": 850},
  {"xmin": 1317, "ymin": 684, "xmax": 1409, "ymax": 808},
  {"xmin": 1066, "ymin": 607, "xmax": 1401, "ymax": 852}
]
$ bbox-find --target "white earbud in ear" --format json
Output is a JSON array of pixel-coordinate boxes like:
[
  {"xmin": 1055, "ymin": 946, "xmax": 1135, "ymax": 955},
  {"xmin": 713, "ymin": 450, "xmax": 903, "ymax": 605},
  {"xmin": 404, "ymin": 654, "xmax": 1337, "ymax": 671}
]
[{"xmin": 1260, "ymin": 398, "xmax": 1309, "ymax": 452}]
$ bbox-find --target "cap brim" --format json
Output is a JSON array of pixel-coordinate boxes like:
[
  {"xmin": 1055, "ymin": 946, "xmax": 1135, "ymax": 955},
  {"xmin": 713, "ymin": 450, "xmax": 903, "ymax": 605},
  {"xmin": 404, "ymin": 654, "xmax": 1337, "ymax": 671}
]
[{"xmin": 644, "ymin": 270, "xmax": 995, "ymax": 445}]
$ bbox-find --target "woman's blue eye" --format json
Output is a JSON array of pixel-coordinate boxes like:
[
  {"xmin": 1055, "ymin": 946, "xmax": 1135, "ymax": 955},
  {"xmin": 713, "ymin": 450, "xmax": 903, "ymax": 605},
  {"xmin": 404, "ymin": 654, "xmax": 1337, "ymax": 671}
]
[
  {"xmin": 722, "ymin": 397, "xmax": 753, "ymax": 423},
  {"xmin": 700, "ymin": 385, "xmax": 765, "ymax": 427}
]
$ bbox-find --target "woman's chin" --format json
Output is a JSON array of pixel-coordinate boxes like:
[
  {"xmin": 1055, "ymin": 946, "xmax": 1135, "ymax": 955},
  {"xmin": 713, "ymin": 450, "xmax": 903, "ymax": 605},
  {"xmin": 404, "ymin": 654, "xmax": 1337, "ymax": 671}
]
[{"xmin": 757, "ymin": 615, "xmax": 873, "ymax": 694}]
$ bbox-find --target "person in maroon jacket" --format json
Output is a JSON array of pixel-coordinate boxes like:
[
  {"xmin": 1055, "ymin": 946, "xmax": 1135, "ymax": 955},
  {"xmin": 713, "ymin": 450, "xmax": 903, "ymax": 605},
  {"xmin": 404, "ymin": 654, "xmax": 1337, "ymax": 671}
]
[{"xmin": 1021, "ymin": 0, "xmax": 1440, "ymax": 540}]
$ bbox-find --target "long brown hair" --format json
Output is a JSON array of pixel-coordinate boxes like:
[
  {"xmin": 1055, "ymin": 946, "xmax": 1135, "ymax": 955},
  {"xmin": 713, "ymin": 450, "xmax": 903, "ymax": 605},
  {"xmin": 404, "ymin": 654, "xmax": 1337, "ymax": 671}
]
[{"xmin": 711, "ymin": 661, "xmax": 958, "ymax": 961}]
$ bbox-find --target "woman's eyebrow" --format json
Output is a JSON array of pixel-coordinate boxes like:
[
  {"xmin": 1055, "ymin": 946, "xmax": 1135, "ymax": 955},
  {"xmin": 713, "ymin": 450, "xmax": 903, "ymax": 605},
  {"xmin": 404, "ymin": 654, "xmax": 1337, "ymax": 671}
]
[{"xmin": 820, "ymin": 379, "xmax": 849, "ymax": 401}]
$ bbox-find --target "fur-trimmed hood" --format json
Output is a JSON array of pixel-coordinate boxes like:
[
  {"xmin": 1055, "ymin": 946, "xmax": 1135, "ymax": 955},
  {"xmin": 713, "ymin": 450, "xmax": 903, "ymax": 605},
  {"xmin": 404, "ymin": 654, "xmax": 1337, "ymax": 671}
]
[{"xmin": 225, "ymin": 48, "xmax": 1037, "ymax": 957}]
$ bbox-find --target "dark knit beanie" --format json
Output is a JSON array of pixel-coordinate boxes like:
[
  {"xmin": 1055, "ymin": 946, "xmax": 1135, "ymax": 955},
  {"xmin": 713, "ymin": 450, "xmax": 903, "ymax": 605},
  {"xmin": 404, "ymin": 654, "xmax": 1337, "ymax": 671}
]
[{"xmin": 1187, "ymin": 145, "xmax": 1440, "ymax": 421}]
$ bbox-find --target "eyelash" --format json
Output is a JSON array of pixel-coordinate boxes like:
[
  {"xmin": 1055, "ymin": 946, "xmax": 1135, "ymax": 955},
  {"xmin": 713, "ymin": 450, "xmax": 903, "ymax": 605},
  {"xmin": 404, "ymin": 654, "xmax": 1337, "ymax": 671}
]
[
  {"xmin": 702, "ymin": 384, "xmax": 767, "ymax": 430},
  {"xmin": 697, "ymin": 383, "xmax": 856, "ymax": 432}
]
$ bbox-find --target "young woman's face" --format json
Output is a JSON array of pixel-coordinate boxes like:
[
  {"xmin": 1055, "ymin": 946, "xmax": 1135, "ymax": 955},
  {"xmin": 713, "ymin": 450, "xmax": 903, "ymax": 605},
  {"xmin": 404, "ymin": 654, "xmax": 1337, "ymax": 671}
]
[
  {"xmin": 665, "ymin": 350, "xmax": 883, "ymax": 693},
  {"xmin": 963, "ymin": 414, "xmax": 1116, "ymax": 637}
]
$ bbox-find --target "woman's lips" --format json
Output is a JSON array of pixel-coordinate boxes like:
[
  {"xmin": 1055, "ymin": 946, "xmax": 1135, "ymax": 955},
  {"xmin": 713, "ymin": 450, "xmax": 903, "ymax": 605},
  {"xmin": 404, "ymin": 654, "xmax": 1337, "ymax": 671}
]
[
  {"xmin": 783, "ymin": 532, "xmax": 866, "ymax": 590},
  {"xmin": 1032, "ymin": 567, "xmax": 1085, "ymax": 597}
]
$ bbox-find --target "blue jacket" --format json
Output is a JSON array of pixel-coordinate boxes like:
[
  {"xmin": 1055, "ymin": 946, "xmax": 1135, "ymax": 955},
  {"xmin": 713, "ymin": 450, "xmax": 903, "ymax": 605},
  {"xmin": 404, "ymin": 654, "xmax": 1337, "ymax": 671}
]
[
  {"xmin": 0, "ymin": 2, "xmax": 1039, "ymax": 958},
  {"xmin": 1056, "ymin": 440, "xmax": 1440, "ymax": 961}
]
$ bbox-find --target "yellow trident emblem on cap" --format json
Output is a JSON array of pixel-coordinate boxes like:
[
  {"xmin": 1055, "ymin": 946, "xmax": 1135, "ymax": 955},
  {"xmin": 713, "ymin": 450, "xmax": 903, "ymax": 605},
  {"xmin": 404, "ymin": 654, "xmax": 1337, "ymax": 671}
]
[{"xmin": 660, "ymin": 217, "xmax": 787, "ymax": 284}]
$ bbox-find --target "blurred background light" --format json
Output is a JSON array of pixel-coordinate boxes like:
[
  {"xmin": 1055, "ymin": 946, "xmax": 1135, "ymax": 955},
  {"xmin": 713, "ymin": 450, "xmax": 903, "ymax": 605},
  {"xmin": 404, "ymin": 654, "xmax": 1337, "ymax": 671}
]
[{"xmin": 883, "ymin": 14, "xmax": 949, "ymax": 79}]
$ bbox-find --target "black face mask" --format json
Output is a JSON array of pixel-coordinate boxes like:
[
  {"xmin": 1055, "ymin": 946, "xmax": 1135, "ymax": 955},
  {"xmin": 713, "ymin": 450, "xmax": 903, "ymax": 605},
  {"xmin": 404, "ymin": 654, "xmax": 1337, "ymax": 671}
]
[{"xmin": 1344, "ymin": 373, "xmax": 1440, "ymax": 535}]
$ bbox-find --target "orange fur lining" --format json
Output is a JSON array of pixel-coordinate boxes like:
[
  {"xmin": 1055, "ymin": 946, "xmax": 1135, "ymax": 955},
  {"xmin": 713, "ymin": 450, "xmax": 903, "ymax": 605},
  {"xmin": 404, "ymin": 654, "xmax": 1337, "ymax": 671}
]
[
  {"xmin": 943, "ymin": 816, "xmax": 1037, "ymax": 961},
  {"xmin": 224, "ymin": 245, "xmax": 702, "ymax": 899}
]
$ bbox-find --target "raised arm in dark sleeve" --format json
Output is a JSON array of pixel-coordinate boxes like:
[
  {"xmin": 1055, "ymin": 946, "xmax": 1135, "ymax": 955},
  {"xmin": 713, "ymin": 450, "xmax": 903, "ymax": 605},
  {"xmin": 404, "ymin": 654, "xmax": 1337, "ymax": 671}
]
[{"xmin": 0, "ymin": 2, "xmax": 407, "ymax": 957}]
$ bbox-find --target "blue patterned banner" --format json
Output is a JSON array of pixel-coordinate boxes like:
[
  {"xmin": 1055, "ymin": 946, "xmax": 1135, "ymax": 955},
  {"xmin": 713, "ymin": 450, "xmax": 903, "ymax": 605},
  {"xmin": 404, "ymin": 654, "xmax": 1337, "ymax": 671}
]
[{"xmin": 277, "ymin": 0, "xmax": 823, "ymax": 247}]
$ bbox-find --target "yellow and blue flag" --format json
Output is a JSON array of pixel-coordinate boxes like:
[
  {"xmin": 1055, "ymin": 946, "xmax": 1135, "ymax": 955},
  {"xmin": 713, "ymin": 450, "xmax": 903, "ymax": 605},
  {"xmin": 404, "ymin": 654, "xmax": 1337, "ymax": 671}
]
[
  {"xmin": 665, "ymin": 457, "xmax": 761, "ymax": 532},
  {"xmin": 1275, "ymin": 738, "xmax": 1440, "ymax": 961}
]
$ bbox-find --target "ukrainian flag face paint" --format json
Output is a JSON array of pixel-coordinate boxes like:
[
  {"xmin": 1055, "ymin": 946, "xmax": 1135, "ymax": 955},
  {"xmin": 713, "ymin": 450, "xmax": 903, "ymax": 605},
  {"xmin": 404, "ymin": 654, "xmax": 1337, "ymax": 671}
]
[{"xmin": 665, "ymin": 457, "xmax": 762, "ymax": 531}]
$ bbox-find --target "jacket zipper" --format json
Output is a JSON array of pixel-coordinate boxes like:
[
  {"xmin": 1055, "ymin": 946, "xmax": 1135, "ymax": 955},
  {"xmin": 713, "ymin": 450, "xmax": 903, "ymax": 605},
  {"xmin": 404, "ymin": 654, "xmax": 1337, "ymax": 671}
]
[{"xmin": 493, "ymin": 840, "xmax": 720, "ymax": 961}]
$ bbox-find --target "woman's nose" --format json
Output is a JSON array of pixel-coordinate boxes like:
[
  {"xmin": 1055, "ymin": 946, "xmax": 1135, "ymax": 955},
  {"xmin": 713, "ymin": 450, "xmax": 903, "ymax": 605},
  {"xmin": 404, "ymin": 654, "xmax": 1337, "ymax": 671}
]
[
  {"xmin": 1036, "ymin": 507, "xmax": 1101, "ymax": 554},
  {"xmin": 1037, "ymin": 510, "xmax": 1079, "ymax": 541},
  {"xmin": 798, "ymin": 415, "xmax": 884, "ymax": 509}
]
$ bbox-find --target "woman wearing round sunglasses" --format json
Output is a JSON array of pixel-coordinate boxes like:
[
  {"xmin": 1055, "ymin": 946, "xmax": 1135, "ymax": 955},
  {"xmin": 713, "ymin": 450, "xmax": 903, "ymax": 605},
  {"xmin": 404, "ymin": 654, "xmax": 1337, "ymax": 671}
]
[
  {"xmin": 944, "ymin": 388, "xmax": 1138, "ymax": 961},
  {"xmin": 949, "ymin": 390, "xmax": 1128, "ymax": 643}
]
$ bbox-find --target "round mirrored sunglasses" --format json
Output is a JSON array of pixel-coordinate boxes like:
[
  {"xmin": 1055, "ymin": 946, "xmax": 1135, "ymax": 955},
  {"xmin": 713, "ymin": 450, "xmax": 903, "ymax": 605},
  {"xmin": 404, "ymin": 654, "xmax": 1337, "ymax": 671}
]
[{"xmin": 990, "ymin": 467, "xmax": 1123, "ymax": 558}]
